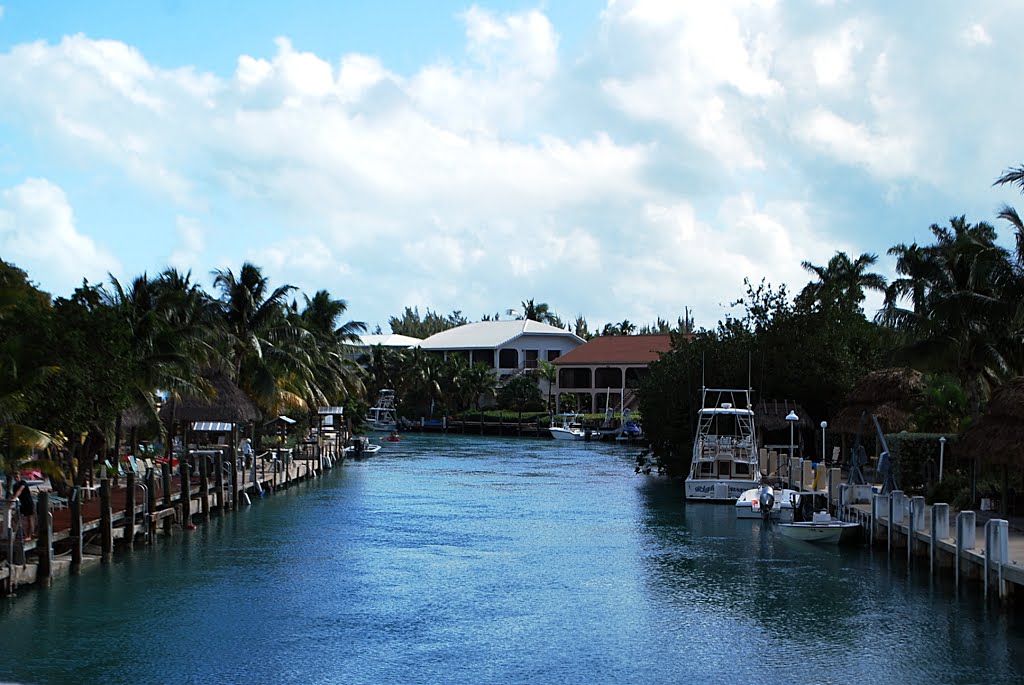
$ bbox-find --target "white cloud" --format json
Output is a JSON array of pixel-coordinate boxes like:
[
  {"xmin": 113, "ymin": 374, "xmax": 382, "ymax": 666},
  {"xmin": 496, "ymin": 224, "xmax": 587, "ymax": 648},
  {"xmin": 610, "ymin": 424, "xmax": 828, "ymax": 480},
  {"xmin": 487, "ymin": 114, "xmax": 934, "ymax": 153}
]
[
  {"xmin": 795, "ymin": 107, "xmax": 915, "ymax": 178},
  {"xmin": 961, "ymin": 23, "xmax": 992, "ymax": 47},
  {"xmin": 168, "ymin": 216, "xmax": 204, "ymax": 271},
  {"xmin": 0, "ymin": 6, "xmax": 5, "ymax": 20},
  {"xmin": 812, "ymin": 22, "xmax": 863, "ymax": 87},
  {"xmin": 0, "ymin": 178, "xmax": 120, "ymax": 293}
]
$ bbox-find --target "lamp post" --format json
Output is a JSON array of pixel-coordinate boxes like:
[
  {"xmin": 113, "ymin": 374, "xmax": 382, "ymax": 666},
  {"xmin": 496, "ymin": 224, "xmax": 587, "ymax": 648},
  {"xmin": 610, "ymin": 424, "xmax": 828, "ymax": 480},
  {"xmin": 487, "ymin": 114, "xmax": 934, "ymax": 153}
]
[
  {"xmin": 820, "ymin": 421, "xmax": 828, "ymax": 465},
  {"xmin": 939, "ymin": 436, "xmax": 946, "ymax": 483},
  {"xmin": 786, "ymin": 409, "xmax": 794, "ymax": 483}
]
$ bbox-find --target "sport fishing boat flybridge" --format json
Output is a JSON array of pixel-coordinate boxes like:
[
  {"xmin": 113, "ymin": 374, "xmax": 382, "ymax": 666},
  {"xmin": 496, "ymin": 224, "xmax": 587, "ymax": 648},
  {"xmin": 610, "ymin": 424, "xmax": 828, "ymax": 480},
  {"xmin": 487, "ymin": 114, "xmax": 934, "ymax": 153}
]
[{"xmin": 685, "ymin": 387, "xmax": 760, "ymax": 502}]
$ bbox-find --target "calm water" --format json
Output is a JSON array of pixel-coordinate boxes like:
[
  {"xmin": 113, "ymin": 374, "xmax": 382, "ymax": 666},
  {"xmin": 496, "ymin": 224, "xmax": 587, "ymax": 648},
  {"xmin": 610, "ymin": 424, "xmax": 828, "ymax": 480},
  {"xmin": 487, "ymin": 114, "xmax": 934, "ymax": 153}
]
[{"xmin": 1, "ymin": 434, "xmax": 1022, "ymax": 684}]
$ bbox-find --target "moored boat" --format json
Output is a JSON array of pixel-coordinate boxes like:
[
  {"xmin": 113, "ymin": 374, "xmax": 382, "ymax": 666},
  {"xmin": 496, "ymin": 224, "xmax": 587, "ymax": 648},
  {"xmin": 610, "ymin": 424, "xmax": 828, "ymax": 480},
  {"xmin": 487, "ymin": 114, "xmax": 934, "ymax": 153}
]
[
  {"xmin": 684, "ymin": 387, "xmax": 760, "ymax": 502},
  {"xmin": 365, "ymin": 390, "xmax": 398, "ymax": 432},
  {"xmin": 735, "ymin": 485, "xmax": 797, "ymax": 520},
  {"xmin": 549, "ymin": 413, "xmax": 587, "ymax": 441}
]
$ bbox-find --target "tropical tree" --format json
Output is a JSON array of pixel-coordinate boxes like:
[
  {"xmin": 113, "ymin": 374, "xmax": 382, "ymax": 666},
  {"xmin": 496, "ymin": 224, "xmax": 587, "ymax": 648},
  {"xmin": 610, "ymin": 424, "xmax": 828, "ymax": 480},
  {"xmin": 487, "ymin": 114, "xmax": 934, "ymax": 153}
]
[
  {"xmin": 297, "ymin": 289, "xmax": 367, "ymax": 402},
  {"xmin": 877, "ymin": 217, "xmax": 1016, "ymax": 414},
  {"xmin": 212, "ymin": 263, "xmax": 313, "ymax": 414},
  {"xmin": 536, "ymin": 359, "xmax": 558, "ymax": 410},
  {"xmin": 514, "ymin": 299, "xmax": 563, "ymax": 327},
  {"xmin": 799, "ymin": 251, "xmax": 887, "ymax": 315}
]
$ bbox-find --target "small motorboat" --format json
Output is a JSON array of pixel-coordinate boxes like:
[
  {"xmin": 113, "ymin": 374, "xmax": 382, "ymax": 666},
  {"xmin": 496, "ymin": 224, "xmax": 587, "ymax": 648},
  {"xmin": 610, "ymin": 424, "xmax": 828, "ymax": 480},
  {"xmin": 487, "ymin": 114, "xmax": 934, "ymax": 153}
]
[
  {"xmin": 776, "ymin": 492, "xmax": 859, "ymax": 543},
  {"xmin": 384, "ymin": 432, "xmax": 401, "ymax": 442},
  {"xmin": 549, "ymin": 413, "xmax": 587, "ymax": 441},
  {"xmin": 778, "ymin": 513, "xmax": 859, "ymax": 544},
  {"xmin": 344, "ymin": 436, "xmax": 382, "ymax": 457},
  {"xmin": 735, "ymin": 485, "xmax": 797, "ymax": 520}
]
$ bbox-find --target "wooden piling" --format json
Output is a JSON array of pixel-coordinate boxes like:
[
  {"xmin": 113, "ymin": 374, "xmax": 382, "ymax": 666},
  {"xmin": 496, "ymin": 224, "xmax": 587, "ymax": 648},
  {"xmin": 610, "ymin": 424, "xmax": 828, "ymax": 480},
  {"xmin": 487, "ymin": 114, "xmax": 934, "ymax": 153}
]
[
  {"xmin": 199, "ymin": 454, "xmax": 210, "ymax": 522},
  {"xmin": 70, "ymin": 486, "xmax": 82, "ymax": 575},
  {"xmin": 37, "ymin": 492, "xmax": 52, "ymax": 586},
  {"xmin": 215, "ymin": 452, "xmax": 225, "ymax": 512},
  {"xmin": 125, "ymin": 469, "xmax": 136, "ymax": 551},
  {"xmin": 146, "ymin": 467, "xmax": 157, "ymax": 542},
  {"xmin": 180, "ymin": 461, "xmax": 191, "ymax": 529},
  {"xmin": 99, "ymin": 478, "xmax": 113, "ymax": 563},
  {"xmin": 230, "ymin": 455, "xmax": 239, "ymax": 512},
  {"xmin": 162, "ymin": 461, "xmax": 173, "ymax": 536}
]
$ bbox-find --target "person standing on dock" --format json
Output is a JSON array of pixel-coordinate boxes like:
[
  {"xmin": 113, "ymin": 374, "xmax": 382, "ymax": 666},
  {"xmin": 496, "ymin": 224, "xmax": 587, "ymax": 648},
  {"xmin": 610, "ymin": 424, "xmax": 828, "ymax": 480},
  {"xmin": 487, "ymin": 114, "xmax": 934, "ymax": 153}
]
[{"xmin": 8, "ymin": 478, "xmax": 36, "ymax": 541}]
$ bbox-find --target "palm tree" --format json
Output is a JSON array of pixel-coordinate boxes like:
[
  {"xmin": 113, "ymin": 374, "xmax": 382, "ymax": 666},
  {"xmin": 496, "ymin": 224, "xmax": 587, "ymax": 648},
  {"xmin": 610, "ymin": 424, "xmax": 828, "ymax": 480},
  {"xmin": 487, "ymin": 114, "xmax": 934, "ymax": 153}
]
[
  {"xmin": 799, "ymin": 251, "xmax": 887, "ymax": 314},
  {"xmin": 537, "ymin": 359, "xmax": 557, "ymax": 410},
  {"xmin": 877, "ymin": 217, "xmax": 1015, "ymax": 414},
  {"xmin": 516, "ymin": 298, "xmax": 562, "ymax": 326},
  {"xmin": 212, "ymin": 263, "xmax": 314, "ymax": 414},
  {"xmin": 298, "ymin": 290, "xmax": 367, "ymax": 403}
]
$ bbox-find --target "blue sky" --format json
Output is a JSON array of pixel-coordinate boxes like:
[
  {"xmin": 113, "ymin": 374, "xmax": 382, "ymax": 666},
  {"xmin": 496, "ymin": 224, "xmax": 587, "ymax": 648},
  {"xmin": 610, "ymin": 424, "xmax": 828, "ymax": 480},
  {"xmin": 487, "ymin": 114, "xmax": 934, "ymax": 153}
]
[{"xmin": 1, "ymin": 1, "xmax": 1023, "ymax": 333}]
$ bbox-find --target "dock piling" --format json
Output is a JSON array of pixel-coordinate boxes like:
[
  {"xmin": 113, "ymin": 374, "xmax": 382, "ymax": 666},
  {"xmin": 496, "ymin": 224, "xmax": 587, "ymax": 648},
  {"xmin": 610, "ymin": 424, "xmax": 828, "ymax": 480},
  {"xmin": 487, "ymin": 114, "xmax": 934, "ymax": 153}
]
[
  {"xmin": 99, "ymin": 478, "xmax": 113, "ymax": 563},
  {"xmin": 37, "ymin": 492, "xmax": 52, "ymax": 586},
  {"xmin": 70, "ymin": 486, "xmax": 82, "ymax": 575}
]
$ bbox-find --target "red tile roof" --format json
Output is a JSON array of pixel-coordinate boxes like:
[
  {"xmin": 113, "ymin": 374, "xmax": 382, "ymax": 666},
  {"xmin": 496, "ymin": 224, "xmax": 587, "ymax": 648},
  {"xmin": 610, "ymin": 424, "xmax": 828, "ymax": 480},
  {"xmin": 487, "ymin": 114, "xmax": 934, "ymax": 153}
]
[{"xmin": 553, "ymin": 335, "xmax": 673, "ymax": 365}]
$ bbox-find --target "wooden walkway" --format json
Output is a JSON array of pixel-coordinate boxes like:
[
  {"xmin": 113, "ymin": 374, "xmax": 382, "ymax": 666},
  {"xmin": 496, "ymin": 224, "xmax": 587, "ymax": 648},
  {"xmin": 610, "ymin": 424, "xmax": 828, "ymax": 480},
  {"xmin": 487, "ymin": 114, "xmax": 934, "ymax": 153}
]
[
  {"xmin": 765, "ymin": 449, "xmax": 1023, "ymax": 602},
  {"xmin": 2, "ymin": 448, "xmax": 343, "ymax": 594}
]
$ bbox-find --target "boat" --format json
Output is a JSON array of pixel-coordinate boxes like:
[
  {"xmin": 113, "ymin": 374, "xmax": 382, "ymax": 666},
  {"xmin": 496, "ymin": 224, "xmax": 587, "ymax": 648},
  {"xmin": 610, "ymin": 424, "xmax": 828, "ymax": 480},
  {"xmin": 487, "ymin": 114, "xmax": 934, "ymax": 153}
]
[
  {"xmin": 614, "ymin": 419, "xmax": 643, "ymax": 442},
  {"xmin": 365, "ymin": 390, "xmax": 398, "ymax": 432},
  {"xmin": 776, "ymin": 492, "xmax": 859, "ymax": 543},
  {"xmin": 549, "ymin": 413, "xmax": 587, "ymax": 441},
  {"xmin": 344, "ymin": 436, "xmax": 382, "ymax": 457},
  {"xmin": 384, "ymin": 432, "xmax": 401, "ymax": 443},
  {"xmin": 735, "ymin": 485, "xmax": 797, "ymax": 520},
  {"xmin": 684, "ymin": 387, "xmax": 760, "ymax": 502},
  {"xmin": 778, "ymin": 513, "xmax": 859, "ymax": 544}
]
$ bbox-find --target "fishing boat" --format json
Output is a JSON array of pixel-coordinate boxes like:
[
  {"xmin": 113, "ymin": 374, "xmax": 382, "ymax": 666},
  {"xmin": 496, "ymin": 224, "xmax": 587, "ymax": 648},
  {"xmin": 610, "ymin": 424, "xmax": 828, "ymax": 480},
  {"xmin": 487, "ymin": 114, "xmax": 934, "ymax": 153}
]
[
  {"xmin": 365, "ymin": 390, "xmax": 398, "ymax": 432},
  {"xmin": 776, "ymin": 492, "xmax": 859, "ymax": 543},
  {"xmin": 684, "ymin": 387, "xmax": 760, "ymax": 502},
  {"xmin": 778, "ymin": 513, "xmax": 859, "ymax": 543},
  {"xmin": 344, "ymin": 436, "xmax": 382, "ymax": 457},
  {"xmin": 735, "ymin": 485, "xmax": 797, "ymax": 521},
  {"xmin": 549, "ymin": 413, "xmax": 587, "ymax": 441}
]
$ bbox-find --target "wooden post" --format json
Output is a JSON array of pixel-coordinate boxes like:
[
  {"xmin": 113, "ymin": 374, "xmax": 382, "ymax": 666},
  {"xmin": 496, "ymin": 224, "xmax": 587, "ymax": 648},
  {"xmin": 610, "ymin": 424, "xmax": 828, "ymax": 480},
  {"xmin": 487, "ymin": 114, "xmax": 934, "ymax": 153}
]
[
  {"xmin": 180, "ymin": 461, "xmax": 191, "ymax": 529},
  {"xmin": 70, "ymin": 486, "xmax": 83, "ymax": 575},
  {"xmin": 37, "ymin": 492, "xmax": 52, "ymax": 586},
  {"xmin": 230, "ymin": 453, "xmax": 239, "ymax": 512},
  {"xmin": 215, "ymin": 451, "xmax": 225, "ymax": 512},
  {"xmin": 99, "ymin": 478, "xmax": 113, "ymax": 563},
  {"xmin": 161, "ymin": 461, "xmax": 173, "ymax": 536},
  {"xmin": 146, "ymin": 466, "xmax": 157, "ymax": 543},
  {"xmin": 199, "ymin": 453, "xmax": 210, "ymax": 522},
  {"xmin": 124, "ymin": 469, "xmax": 136, "ymax": 551}
]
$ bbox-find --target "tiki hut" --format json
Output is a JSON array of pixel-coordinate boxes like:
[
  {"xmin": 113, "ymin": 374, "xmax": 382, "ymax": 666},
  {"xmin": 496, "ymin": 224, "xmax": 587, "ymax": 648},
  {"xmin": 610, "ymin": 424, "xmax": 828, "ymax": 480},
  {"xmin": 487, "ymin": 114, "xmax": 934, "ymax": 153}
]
[
  {"xmin": 754, "ymin": 399, "xmax": 812, "ymax": 456},
  {"xmin": 159, "ymin": 371, "xmax": 261, "ymax": 455},
  {"xmin": 830, "ymin": 367, "xmax": 926, "ymax": 434},
  {"xmin": 956, "ymin": 377, "xmax": 1024, "ymax": 515}
]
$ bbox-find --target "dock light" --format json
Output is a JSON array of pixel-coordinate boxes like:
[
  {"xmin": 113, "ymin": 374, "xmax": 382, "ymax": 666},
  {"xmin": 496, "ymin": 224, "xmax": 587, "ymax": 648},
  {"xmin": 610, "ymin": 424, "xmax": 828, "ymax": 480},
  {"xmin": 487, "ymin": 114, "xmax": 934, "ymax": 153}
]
[
  {"xmin": 939, "ymin": 436, "xmax": 947, "ymax": 483},
  {"xmin": 820, "ymin": 421, "xmax": 828, "ymax": 464},
  {"xmin": 785, "ymin": 411, "xmax": 799, "ymax": 466}
]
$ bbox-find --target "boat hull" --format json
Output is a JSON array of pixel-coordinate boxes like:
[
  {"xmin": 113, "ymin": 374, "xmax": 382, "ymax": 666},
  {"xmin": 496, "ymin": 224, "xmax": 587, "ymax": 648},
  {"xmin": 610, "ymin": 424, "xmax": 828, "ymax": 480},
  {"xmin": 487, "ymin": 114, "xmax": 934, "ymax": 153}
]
[
  {"xmin": 550, "ymin": 427, "xmax": 585, "ymax": 441},
  {"xmin": 685, "ymin": 479, "xmax": 759, "ymax": 502},
  {"xmin": 777, "ymin": 521, "xmax": 859, "ymax": 544}
]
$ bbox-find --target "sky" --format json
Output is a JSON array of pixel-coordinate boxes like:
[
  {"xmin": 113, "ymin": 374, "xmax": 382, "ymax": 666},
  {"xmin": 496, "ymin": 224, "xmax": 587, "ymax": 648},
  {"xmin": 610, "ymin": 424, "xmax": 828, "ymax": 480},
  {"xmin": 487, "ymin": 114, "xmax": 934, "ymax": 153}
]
[{"xmin": 1, "ymin": 1, "xmax": 1023, "ymax": 333}]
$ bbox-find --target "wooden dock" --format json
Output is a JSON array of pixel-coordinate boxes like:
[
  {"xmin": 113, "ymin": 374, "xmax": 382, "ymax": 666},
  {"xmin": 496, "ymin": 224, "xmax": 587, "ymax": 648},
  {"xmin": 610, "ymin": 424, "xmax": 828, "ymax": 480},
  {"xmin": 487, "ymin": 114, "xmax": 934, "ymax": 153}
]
[
  {"xmin": 1, "ymin": 445, "xmax": 344, "ymax": 595},
  {"xmin": 765, "ymin": 449, "xmax": 1023, "ymax": 602}
]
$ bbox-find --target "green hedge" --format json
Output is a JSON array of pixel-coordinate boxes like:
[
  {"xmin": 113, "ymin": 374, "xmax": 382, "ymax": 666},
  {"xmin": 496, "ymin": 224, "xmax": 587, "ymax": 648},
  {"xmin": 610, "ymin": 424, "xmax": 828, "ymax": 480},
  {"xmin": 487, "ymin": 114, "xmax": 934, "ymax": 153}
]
[{"xmin": 884, "ymin": 432, "xmax": 957, "ymax": 494}]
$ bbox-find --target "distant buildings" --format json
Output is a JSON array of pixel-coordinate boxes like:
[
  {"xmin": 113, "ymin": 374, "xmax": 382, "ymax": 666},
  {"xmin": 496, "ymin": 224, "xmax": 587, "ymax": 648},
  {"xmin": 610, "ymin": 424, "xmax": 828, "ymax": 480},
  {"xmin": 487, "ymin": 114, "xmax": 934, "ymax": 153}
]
[
  {"xmin": 552, "ymin": 335, "xmax": 673, "ymax": 413},
  {"xmin": 419, "ymin": 320, "xmax": 584, "ymax": 381}
]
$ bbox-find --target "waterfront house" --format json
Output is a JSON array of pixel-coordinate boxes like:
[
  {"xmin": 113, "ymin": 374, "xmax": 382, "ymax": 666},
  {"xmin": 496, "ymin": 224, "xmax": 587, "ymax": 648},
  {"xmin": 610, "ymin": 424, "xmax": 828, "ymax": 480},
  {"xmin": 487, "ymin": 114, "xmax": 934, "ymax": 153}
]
[
  {"xmin": 551, "ymin": 335, "xmax": 672, "ymax": 413},
  {"xmin": 354, "ymin": 333, "xmax": 423, "ymax": 348},
  {"xmin": 419, "ymin": 320, "xmax": 584, "ymax": 397}
]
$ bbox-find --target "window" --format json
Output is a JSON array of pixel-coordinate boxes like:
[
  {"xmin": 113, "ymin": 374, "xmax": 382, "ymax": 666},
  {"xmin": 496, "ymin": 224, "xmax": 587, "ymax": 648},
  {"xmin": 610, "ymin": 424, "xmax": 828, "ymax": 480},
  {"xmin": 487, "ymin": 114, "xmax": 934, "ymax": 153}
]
[
  {"xmin": 547, "ymin": 349, "xmax": 561, "ymax": 361},
  {"xmin": 472, "ymin": 350, "xmax": 494, "ymax": 367},
  {"xmin": 498, "ymin": 349, "xmax": 518, "ymax": 369},
  {"xmin": 594, "ymin": 367, "xmax": 622, "ymax": 387},
  {"xmin": 558, "ymin": 367, "xmax": 591, "ymax": 389},
  {"xmin": 524, "ymin": 350, "xmax": 539, "ymax": 369},
  {"xmin": 625, "ymin": 367, "xmax": 648, "ymax": 388}
]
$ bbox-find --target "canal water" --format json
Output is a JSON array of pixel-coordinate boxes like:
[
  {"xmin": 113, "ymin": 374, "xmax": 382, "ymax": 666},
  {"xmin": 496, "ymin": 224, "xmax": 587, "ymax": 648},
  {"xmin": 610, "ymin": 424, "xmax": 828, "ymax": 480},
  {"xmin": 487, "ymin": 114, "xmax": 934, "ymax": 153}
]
[{"xmin": 1, "ymin": 434, "xmax": 1022, "ymax": 684}]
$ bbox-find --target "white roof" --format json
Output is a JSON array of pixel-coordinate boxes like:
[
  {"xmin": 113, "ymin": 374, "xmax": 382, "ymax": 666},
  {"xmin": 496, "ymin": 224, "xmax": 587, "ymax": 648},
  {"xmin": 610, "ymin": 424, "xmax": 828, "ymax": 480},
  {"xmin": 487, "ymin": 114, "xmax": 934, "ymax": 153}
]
[
  {"xmin": 355, "ymin": 334, "xmax": 422, "ymax": 348},
  {"xmin": 419, "ymin": 320, "xmax": 583, "ymax": 350}
]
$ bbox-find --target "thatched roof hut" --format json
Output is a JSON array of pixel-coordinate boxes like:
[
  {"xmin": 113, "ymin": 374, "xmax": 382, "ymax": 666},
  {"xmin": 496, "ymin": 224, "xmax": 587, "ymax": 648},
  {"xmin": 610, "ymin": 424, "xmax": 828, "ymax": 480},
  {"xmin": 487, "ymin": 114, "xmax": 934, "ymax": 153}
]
[
  {"xmin": 159, "ymin": 371, "xmax": 260, "ymax": 426},
  {"xmin": 754, "ymin": 400, "xmax": 812, "ymax": 432},
  {"xmin": 956, "ymin": 376, "xmax": 1024, "ymax": 466},
  {"xmin": 120, "ymin": 405, "xmax": 155, "ymax": 431},
  {"xmin": 830, "ymin": 367, "xmax": 925, "ymax": 434}
]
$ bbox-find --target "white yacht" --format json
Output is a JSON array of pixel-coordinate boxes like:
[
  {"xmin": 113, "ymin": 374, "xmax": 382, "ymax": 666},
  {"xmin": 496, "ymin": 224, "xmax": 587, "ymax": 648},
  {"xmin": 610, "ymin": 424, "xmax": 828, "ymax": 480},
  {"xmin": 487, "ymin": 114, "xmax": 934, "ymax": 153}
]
[
  {"xmin": 365, "ymin": 390, "xmax": 398, "ymax": 432},
  {"xmin": 549, "ymin": 413, "xmax": 587, "ymax": 441},
  {"xmin": 684, "ymin": 387, "xmax": 760, "ymax": 502}
]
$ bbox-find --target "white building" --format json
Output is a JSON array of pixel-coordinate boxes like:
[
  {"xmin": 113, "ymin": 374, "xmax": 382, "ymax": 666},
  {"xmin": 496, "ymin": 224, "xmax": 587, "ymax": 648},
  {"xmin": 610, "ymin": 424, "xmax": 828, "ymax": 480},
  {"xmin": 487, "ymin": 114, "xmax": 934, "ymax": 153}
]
[
  {"xmin": 354, "ymin": 333, "xmax": 422, "ymax": 348},
  {"xmin": 419, "ymin": 320, "xmax": 584, "ymax": 380}
]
